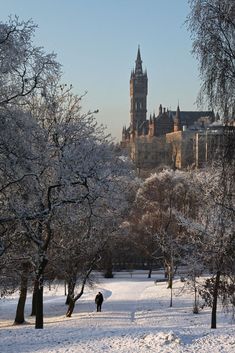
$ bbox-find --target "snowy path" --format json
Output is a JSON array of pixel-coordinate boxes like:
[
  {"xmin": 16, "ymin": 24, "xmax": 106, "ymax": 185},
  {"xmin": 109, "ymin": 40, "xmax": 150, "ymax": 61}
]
[{"xmin": 0, "ymin": 276, "xmax": 234, "ymax": 353}]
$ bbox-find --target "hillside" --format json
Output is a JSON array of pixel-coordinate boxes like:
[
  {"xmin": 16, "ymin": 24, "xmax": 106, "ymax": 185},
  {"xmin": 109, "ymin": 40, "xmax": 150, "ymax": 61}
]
[{"xmin": 0, "ymin": 273, "xmax": 234, "ymax": 353}]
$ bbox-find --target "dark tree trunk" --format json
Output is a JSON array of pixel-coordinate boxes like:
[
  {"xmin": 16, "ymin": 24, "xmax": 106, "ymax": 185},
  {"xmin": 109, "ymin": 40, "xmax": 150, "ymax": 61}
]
[
  {"xmin": 35, "ymin": 256, "xmax": 48, "ymax": 329},
  {"xmin": 170, "ymin": 285, "xmax": 173, "ymax": 308},
  {"xmin": 66, "ymin": 297, "xmax": 75, "ymax": 317},
  {"xmin": 31, "ymin": 280, "xmax": 37, "ymax": 316},
  {"xmin": 164, "ymin": 259, "xmax": 168, "ymax": 279},
  {"xmin": 65, "ymin": 258, "xmax": 98, "ymax": 317},
  {"xmin": 14, "ymin": 263, "xmax": 30, "ymax": 324},
  {"xmin": 167, "ymin": 263, "xmax": 173, "ymax": 289},
  {"xmin": 167, "ymin": 262, "xmax": 173, "ymax": 307},
  {"xmin": 168, "ymin": 271, "xmax": 173, "ymax": 289},
  {"xmin": 148, "ymin": 268, "xmax": 152, "ymax": 279},
  {"xmin": 65, "ymin": 279, "xmax": 76, "ymax": 305},
  {"xmin": 211, "ymin": 270, "xmax": 221, "ymax": 329},
  {"xmin": 35, "ymin": 277, "xmax": 44, "ymax": 329},
  {"xmin": 193, "ymin": 282, "xmax": 199, "ymax": 314}
]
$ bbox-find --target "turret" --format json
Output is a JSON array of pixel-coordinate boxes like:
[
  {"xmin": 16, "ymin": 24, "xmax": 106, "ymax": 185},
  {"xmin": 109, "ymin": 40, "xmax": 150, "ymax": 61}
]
[{"xmin": 174, "ymin": 104, "xmax": 182, "ymax": 132}]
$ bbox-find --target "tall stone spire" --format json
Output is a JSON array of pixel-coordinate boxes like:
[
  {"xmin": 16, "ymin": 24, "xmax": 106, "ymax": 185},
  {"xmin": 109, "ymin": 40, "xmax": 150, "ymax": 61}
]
[
  {"xmin": 174, "ymin": 103, "xmax": 182, "ymax": 132},
  {"xmin": 135, "ymin": 46, "xmax": 143, "ymax": 76},
  {"xmin": 130, "ymin": 47, "xmax": 148, "ymax": 135}
]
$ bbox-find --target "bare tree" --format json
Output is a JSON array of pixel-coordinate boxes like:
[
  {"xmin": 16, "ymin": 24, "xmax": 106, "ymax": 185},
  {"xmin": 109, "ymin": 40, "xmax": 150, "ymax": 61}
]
[
  {"xmin": 179, "ymin": 162, "xmax": 234, "ymax": 328},
  {"xmin": 187, "ymin": 0, "xmax": 235, "ymax": 116},
  {"xmin": 0, "ymin": 17, "xmax": 60, "ymax": 106},
  {"xmin": 0, "ymin": 77, "xmax": 134, "ymax": 328},
  {"xmin": 186, "ymin": 0, "xmax": 235, "ymax": 328},
  {"xmin": 129, "ymin": 169, "xmax": 197, "ymax": 306}
]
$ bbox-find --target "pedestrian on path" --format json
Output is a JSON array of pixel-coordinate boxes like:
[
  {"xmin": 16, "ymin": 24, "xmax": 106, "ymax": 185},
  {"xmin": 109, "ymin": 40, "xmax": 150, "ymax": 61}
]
[{"xmin": 95, "ymin": 292, "xmax": 104, "ymax": 312}]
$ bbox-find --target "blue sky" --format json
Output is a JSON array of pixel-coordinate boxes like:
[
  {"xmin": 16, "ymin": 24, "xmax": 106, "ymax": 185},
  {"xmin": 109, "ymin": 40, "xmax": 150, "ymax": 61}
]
[{"xmin": 1, "ymin": 0, "xmax": 201, "ymax": 140}]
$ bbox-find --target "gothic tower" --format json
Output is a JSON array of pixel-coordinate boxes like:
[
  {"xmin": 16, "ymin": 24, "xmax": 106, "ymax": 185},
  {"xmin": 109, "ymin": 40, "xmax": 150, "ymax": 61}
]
[
  {"xmin": 174, "ymin": 104, "xmax": 182, "ymax": 132},
  {"xmin": 130, "ymin": 46, "xmax": 148, "ymax": 135}
]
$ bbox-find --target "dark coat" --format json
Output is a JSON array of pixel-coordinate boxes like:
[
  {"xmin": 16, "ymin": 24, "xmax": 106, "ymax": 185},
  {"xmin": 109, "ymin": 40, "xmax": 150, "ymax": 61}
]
[{"xmin": 95, "ymin": 292, "xmax": 104, "ymax": 305}]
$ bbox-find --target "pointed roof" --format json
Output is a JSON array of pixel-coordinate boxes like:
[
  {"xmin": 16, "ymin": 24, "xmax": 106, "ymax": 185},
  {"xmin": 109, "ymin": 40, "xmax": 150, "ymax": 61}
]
[
  {"xmin": 135, "ymin": 45, "xmax": 143, "ymax": 76},
  {"xmin": 174, "ymin": 104, "xmax": 182, "ymax": 131},
  {"xmin": 176, "ymin": 104, "xmax": 180, "ymax": 120}
]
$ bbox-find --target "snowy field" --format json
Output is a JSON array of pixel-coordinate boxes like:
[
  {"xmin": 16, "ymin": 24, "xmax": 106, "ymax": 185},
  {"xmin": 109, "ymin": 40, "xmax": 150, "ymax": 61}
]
[{"xmin": 0, "ymin": 272, "xmax": 234, "ymax": 353}]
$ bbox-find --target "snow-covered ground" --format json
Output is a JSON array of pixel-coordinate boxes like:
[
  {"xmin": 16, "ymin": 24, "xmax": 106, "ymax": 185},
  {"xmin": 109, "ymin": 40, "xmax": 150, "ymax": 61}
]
[{"xmin": 0, "ymin": 272, "xmax": 234, "ymax": 353}]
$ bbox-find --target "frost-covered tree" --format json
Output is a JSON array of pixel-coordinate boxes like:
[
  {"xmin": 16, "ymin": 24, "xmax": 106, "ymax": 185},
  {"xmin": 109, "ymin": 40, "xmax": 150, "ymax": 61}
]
[
  {"xmin": 186, "ymin": 0, "xmax": 235, "ymax": 326},
  {"xmin": 0, "ymin": 16, "xmax": 135, "ymax": 327},
  {"xmin": 187, "ymin": 0, "xmax": 235, "ymax": 116},
  {"xmin": 46, "ymin": 141, "xmax": 134, "ymax": 318},
  {"xmin": 0, "ymin": 77, "xmax": 134, "ymax": 327},
  {"xmin": 179, "ymin": 161, "xmax": 234, "ymax": 328},
  {"xmin": 129, "ymin": 169, "xmax": 197, "ymax": 306},
  {"xmin": 0, "ymin": 108, "xmax": 49, "ymax": 327},
  {"xmin": 0, "ymin": 17, "xmax": 60, "ymax": 106}
]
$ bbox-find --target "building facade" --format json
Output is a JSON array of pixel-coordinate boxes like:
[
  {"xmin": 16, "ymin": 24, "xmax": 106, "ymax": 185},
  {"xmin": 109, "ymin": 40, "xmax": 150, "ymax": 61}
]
[{"xmin": 121, "ymin": 48, "xmax": 218, "ymax": 170}]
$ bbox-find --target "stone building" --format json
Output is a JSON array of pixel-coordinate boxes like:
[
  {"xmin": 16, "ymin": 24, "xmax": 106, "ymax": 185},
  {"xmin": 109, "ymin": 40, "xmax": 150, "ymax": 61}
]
[{"xmin": 121, "ymin": 47, "xmax": 216, "ymax": 170}]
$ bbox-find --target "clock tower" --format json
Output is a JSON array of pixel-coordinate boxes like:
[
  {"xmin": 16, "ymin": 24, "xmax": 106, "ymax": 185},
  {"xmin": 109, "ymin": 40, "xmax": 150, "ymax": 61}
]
[{"xmin": 130, "ymin": 46, "xmax": 148, "ymax": 135}]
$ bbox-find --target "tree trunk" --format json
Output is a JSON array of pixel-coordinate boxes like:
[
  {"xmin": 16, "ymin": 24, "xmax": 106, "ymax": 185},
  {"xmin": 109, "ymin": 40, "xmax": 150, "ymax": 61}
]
[
  {"xmin": 148, "ymin": 260, "xmax": 153, "ymax": 278},
  {"xmin": 35, "ymin": 256, "xmax": 48, "ymax": 329},
  {"xmin": 193, "ymin": 285, "xmax": 199, "ymax": 314},
  {"xmin": 211, "ymin": 271, "xmax": 221, "ymax": 329},
  {"xmin": 31, "ymin": 280, "xmax": 37, "ymax": 316},
  {"xmin": 168, "ymin": 261, "xmax": 173, "ymax": 307},
  {"xmin": 167, "ymin": 264, "xmax": 173, "ymax": 289},
  {"xmin": 65, "ymin": 278, "xmax": 87, "ymax": 317},
  {"xmin": 65, "ymin": 261, "xmax": 97, "ymax": 317},
  {"xmin": 35, "ymin": 277, "xmax": 44, "ymax": 329},
  {"xmin": 66, "ymin": 297, "xmax": 75, "ymax": 317},
  {"xmin": 65, "ymin": 279, "xmax": 76, "ymax": 305},
  {"xmin": 14, "ymin": 263, "xmax": 30, "ymax": 324},
  {"xmin": 164, "ymin": 263, "xmax": 168, "ymax": 279},
  {"xmin": 170, "ymin": 285, "xmax": 173, "ymax": 307}
]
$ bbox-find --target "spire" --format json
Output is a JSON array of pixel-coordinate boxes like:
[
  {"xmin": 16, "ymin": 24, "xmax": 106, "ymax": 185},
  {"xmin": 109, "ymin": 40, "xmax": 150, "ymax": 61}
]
[
  {"xmin": 174, "ymin": 103, "xmax": 182, "ymax": 132},
  {"xmin": 135, "ymin": 45, "xmax": 143, "ymax": 76},
  {"xmin": 176, "ymin": 103, "xmax": 180, "ymax": 119}
]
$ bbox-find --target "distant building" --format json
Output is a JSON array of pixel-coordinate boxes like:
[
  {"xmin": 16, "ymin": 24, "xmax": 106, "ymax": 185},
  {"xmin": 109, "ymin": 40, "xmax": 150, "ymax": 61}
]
[{"xmin": 120, "ymin": 47, "xmax": 227, "ymax": 170}]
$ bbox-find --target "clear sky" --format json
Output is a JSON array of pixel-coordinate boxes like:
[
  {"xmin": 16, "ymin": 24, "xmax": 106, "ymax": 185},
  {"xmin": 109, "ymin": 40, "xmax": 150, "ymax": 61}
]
[{"xmin": 1, "ymin": 0, "xmax": 202, "ymax": 140}]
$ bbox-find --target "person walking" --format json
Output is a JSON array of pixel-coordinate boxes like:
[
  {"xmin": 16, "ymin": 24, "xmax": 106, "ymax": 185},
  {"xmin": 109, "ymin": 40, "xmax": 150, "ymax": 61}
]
[{"xmin": 95, "ymin": 291, "xmax": 104, "ymax": 312}]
